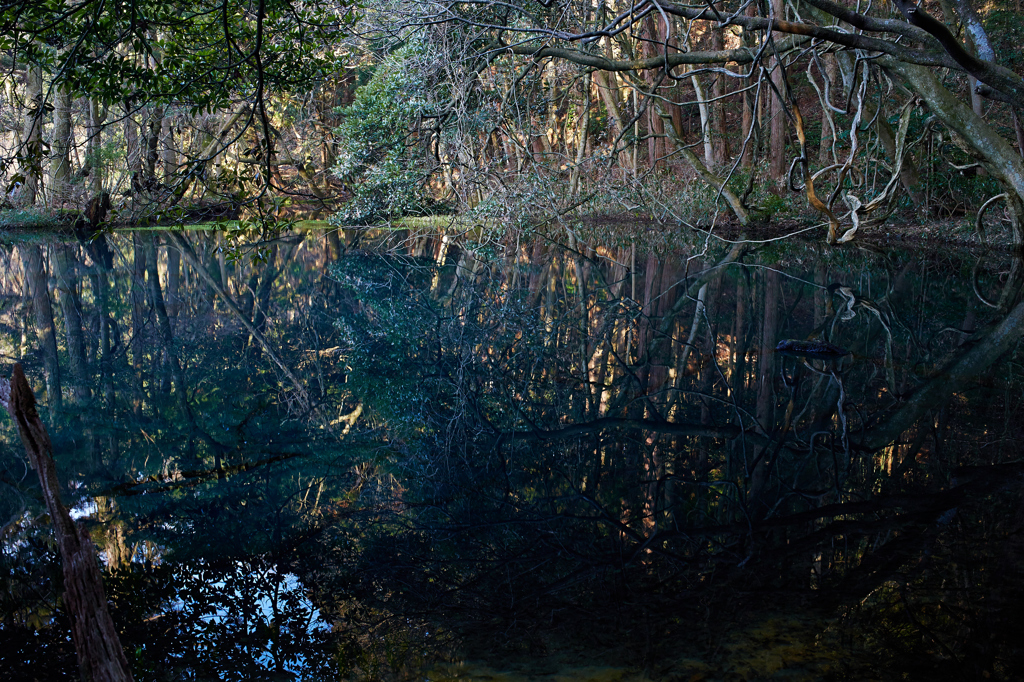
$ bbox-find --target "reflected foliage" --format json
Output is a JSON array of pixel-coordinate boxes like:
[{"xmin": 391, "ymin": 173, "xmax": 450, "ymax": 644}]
[{"xmin": 2, "ymin": 229, "xmax": 1024, "ymax": 679}]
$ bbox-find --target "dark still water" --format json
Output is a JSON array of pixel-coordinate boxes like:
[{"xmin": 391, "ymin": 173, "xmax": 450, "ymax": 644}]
[{"xmin": 2, "ymin": 227, "xmax": 1024, "ymax": 680}]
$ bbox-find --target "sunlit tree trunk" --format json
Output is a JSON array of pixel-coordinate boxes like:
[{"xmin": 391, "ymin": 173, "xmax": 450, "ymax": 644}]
[
  {"xmin": 542, "ymin": 60, "xmax": 558, "ymax": 156},
  {"xmin": 642, "ymin": 15, "xmax": 669, "ymax": 170},
  {"xmin": 690, "ymin": 69, "xmax": 715, "ymax": 168},
  {"xmin": 17, "ymin": 64, "xmax": 44, "ymax": 205},
  {"xmin": 569, "ymin": 73, "xmax": 591, "ymax": 194},
  {"xmin": 85, "ymin": 98, "xmax": 107, "ymax": 195},
  {"xmin": 595, "ymin": 68, "xmax": 629, "ymax": 169},
  {"xmin": 50, "ymin": 83, "xmax": 74, "ymax": 204}
]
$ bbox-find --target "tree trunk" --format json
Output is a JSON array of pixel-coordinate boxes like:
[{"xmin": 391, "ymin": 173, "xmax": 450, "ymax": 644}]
[
  {"xmin": 768, "ymin": 0, "xmax": 788, "ymax": 182},
  {"xmin": 818, "ymin": 54, "xmax": 838, "ymax": 165},
  {"xmin": 740, "ymin": 7, "xmax": 758, "ymax": 169},
  {"xmin": 86, "ymin": 98, "xmax": 108, "ymax": 195},
  {"xmin": 18, "ymin": 64, "xmax": 44, "ymax": 205},
  {"xmin": 161, "ymin": 115, "xmax": 177, "ymax": 180},
  {"xmin": 145, "ymin": 105, "xmax": 165, "ymax": 179},
  {"xmin": 569, "ymin": 72, "xmax": 591, "ymax": 194},
  {"xmin": 50, "ymin": 83, "xmax": 74, "ymax": 204},
  {"xmin": 125, "ymin": 108, "xmax": 141, "ymax": 180},
  {"xmin": 1, "ymin": 365, "xmax": 134, "ymax": 682},
  {"xmin": 861, "ymin": 96, "xmax": 927, "ymax": 208},
  {"xmin": 690, "ymin": 70, "xmax": 716, "ymax": 168},
  {"xmin": 884, "ymin": 58, "xmax": 1024, "ymax": 243},
  {"xmin": 710, "ymin": 27, "xmax": 728, "ymax": 165},
  {"xmin": 595, "ymin": 70, "xmax": 627, "ymax": 167}
]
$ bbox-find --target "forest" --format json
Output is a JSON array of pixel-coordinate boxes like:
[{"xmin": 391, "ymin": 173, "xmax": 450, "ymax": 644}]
[
  {"xmin": 0, "ymin": 0, "xmax": 1023, "ymax": 240},
  {"xmin": 3, "ymin": 0, "xmax": 1024, "ymax": 680}
]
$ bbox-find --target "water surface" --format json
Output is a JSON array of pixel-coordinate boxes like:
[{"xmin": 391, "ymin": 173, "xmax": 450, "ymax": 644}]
[{"xmin": 1, "ymin": 227, "xmax": 1023, "ymax": 680}]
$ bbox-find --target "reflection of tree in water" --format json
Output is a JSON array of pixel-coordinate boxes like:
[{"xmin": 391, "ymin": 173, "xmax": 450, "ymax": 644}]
[
  {"xmin": 327, "ymin": 235, "xmax": 1024, "ymax": 678},
  {"xmin": 2, "ymin": 230, "xmax": 1024, "ymax": 678},
  {"xmin": 3, "ymin": 550, "xmax": 339, "ymax": 680},
  {"xmin": 0, "ymin": 230, "xmax": 364, "ymax": 679}
]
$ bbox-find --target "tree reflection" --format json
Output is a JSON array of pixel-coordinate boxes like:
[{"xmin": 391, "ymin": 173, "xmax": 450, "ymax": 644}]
[
  {"xmin": 327, "ymin": 234, "xmax": 1024, "ymax": 677},
  {"xmin": 2, "ymin": 229, "xmax": 1024, "ymax": 678}
]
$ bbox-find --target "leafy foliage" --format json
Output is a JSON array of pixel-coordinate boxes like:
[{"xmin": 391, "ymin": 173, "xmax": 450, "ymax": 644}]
[{"xmin": 331, "ymin": 43, "xmax": 448, "ymax": 224}]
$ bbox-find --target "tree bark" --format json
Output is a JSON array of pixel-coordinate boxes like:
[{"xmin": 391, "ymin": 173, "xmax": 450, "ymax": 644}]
[
  {"xmin": 50, "ymin": 83, "xmax": 74, "ymax": 203},
  {"xmin": 594, "ymin": 69, "xmax": 629, "ymax": 168},
  {"xmin": 884, "ymin": 57, "xmax": 1024, "ymax": 242},
  {"xmin": 768, "ymin": 0, "xmax": 788, "ymax": 182},
  {"xmin": 145, "ymin": 105, "xmax": 165, "ymax": 179},
  {"xmin": 18, "ymin": 64, "xmax": 43, "ymax": 205},
  {"xmin": 1, "ymin": 365, "xmax": 134, "ymax": 682},
  {"xmin": 741, "ymin": 5, "xmax": 758, "ymax": 169},
  {"xmin": 710, "ymin": 26, "xmax": 728, "ymax": 165},
  {"xmin": 690, "ymin": 69, "xmax": 716, "ymax": 167},
  {"xmin": 85, "ymin": 98, "xmax": 108, "ymax": 195},
  {"xmin": 569, "ymin": 72, "xmax": 591, "ymax": 194}
]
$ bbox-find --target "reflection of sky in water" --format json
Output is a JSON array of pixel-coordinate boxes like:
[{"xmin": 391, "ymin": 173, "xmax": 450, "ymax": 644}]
[
  {"xmin": 69, "ymin": 498, "xmax": 96, "ymax": 521},
  {"xmin": 171, "ymin": 561, "xmax": 329, "ymax": 677}
]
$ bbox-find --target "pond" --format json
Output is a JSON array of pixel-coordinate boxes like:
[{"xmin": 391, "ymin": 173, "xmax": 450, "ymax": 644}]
[{"xmin": 1, "ymin": 226, "xmax": 1023, "ymax": 680}]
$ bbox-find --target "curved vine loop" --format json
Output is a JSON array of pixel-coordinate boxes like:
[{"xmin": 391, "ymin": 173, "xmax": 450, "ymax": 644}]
[{"xmin": 975, "ymin": 192, "xmax": 1009, "ymax": 244}]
